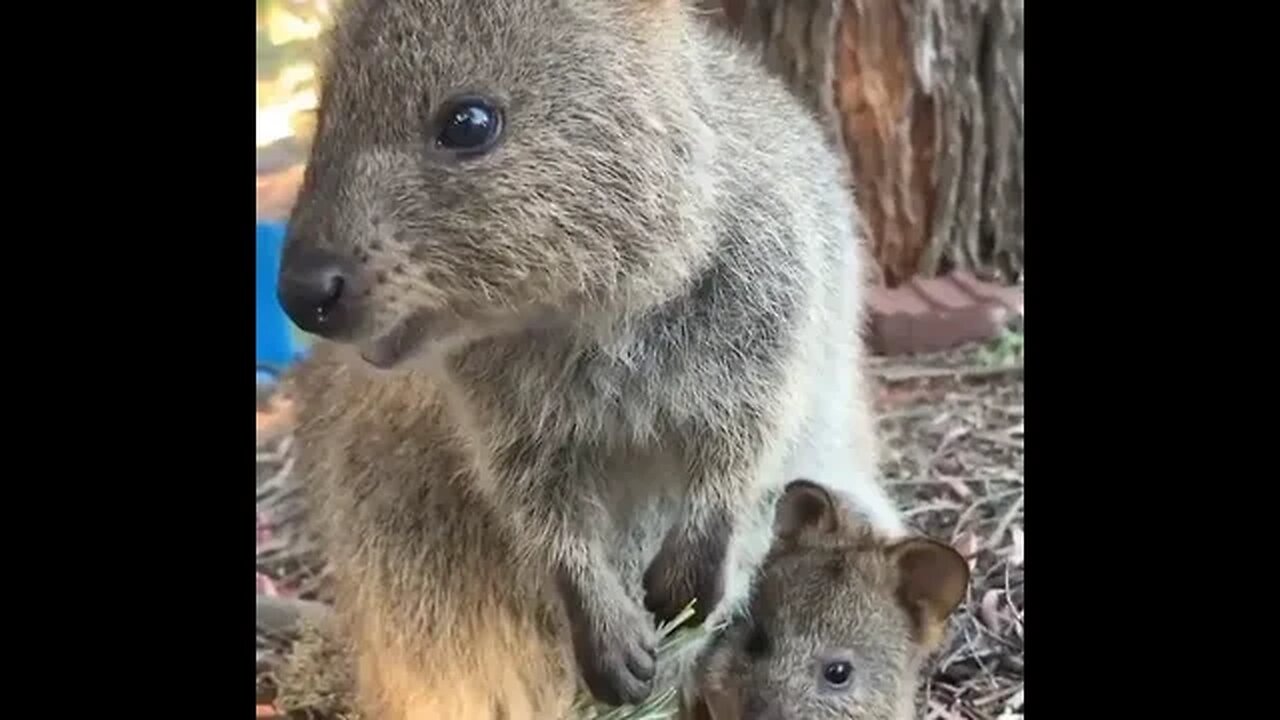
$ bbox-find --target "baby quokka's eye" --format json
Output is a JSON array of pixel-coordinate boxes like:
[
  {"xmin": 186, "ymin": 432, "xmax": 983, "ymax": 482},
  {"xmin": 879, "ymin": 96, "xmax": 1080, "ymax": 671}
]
[
  {"xmin": 822, "ymin": 660, "xmax": 854, "ymax": 690},
  {"xmin": 434, "ymin": 96, "xmax": 503, "ymax": 157}
]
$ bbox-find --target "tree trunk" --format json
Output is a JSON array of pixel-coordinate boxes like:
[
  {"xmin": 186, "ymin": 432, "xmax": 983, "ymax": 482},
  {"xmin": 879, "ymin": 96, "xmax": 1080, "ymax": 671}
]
[{"xmin": 697, "ymin": 0, "xmax": 1024, "ymax": 287}]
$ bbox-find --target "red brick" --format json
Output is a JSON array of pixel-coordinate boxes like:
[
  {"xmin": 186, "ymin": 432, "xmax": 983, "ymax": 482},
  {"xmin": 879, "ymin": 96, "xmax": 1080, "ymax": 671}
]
[
  {"xmin": 867, "ymin": 285, "xmax": 930, "ymax": 316},
  {"xmin": 865, "ymin": 272, "xmax": 1019, "ymax": 356},
  {"xmin": 910, "ymin": 276, "xmax": 974, "ymax": 310},
  {"xmin": 950, "ymin": 271, "xmax": 1024, "ymax": 315}
]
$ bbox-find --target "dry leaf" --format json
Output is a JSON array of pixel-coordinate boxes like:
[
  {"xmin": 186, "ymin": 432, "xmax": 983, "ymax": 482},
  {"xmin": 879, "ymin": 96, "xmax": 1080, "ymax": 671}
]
[
  {"xmin": 937, "ymin": 425, "xmax": 969, "ymax": 446},
  {"xmin": 258, "ymin": 512, "xmax": 275, "ymax": 546},
  {"xmin": 980, "ymin": 590, "xmax": 1004, "ymax": 633},
  {"xmin": 926, "ymin": 700, "xmax": 964, "ymax": 720},
  {"xmin": 998, "ymin": 469, "xmax": 1024, "ymax": 483},
  {"xmin": 935, "ymin": 473, "xmax": 973, "ymax": 499},
  {"xmin": 953, "ymin": 532, "xmax": 982, "ymax": 570},
  {"xmin": 1009, "ymin": 527, "xmax": 1024, "ymax": 567},
  {"xmin": 1002, "ymin": 689, "xmax": 1024, "ymax": 715},
  {"xmin": 873, "ymin": 384, "xmax": 924, "ymax": 411},
  {"xmin": 258, "ymin": 572, "xmax": 281, "ymax": 598}
]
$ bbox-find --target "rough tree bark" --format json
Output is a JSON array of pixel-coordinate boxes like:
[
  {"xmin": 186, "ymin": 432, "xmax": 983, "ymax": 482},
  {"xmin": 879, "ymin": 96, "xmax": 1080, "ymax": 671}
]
[{"xmin": 696, "ymin": 0, "xmax": 1024, "ymax": 286}]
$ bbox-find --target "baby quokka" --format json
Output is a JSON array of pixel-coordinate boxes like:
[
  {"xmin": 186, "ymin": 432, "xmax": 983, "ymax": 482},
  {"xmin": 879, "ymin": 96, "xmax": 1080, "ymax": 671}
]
[{"xmin": 689, "ymin": 480, "xmax": 970, "ymax": 720}]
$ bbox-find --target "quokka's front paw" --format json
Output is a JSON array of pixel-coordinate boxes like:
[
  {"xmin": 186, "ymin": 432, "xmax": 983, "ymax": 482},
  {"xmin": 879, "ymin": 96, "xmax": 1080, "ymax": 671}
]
[
  {"xmin": 559, "ymin": 578, "xmax": 658, "ymax": 706},
  {"xmin": 642, "ymin": 525, "xmax": 729, "ymax": 624}
]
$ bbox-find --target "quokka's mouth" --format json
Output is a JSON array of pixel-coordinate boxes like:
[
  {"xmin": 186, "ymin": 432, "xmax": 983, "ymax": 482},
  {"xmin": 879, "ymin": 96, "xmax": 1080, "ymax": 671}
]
[{"xmin": 357, "ymin": 311, "xmax": 436, "ymax": 369}]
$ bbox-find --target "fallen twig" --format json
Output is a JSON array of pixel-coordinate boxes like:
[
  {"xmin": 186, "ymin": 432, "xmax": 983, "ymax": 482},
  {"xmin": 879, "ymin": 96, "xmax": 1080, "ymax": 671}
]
[
  {"xmin": 905, "ymin": 500, "xmax": 965, "ymax": 518},
  {"xmin": 876, "ymin": 408, "xmax": 938, "ymax": 424},
  {"xmin": 974, "ymin": 433, "xmax": 1024, "ymax": 451},
  {"xmin": 985, "ymin": 494, "xmax": 1024, "ymax": 550},
  {"xmin": 874, "ymin": 364, "xmax": 1023, "ymax": 383},
  {"xmin": 971, "ymin": 682, "xmax": 1023, "ymax": 708}
]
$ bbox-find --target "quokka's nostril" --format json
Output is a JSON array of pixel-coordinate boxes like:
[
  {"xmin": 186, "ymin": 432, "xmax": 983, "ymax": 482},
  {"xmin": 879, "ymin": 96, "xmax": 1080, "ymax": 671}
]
[{"xmin": 317, "ymin": 273, "xmax": 345, "ymax": 321}]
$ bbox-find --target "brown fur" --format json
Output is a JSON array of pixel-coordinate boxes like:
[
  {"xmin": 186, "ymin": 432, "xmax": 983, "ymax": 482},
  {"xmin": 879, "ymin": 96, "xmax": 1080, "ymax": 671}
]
[
  {"xmin": 280, "ymin": 0, "xmax": 907, "ymax": 716},
  {"xmin": 686, "ymin": 481, "xmax": 969, "ymax": 720},
  {"xmin": 287, "ymin": 344, "xmax": 576, "ymax": 719}
]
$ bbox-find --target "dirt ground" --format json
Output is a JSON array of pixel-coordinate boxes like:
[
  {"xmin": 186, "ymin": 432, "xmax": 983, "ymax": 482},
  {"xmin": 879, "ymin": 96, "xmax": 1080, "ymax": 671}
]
[
  {"xmin": 255, "ymin": 334, "xmax": 1024, "ymax": 720},
  {"xmin": 870, "ymin": 340, "xmax": 1024, "ymax": 720}
]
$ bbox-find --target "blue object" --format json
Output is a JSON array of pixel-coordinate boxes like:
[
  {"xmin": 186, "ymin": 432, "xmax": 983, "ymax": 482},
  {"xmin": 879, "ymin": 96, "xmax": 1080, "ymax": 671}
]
[{"xmin": 257, "ymin": 221, "xmax": 307, "ymax": 371}]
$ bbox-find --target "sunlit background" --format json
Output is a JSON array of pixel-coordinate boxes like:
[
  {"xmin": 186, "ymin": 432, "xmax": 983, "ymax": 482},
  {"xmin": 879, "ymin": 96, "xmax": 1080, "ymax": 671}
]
[
  {"xmin": 257, "ymin": 0, "xmax": 337, "ymax": 364},
  {"xmin": 256, "ymin": 0, "xmax": 333, "ymax": 221}
]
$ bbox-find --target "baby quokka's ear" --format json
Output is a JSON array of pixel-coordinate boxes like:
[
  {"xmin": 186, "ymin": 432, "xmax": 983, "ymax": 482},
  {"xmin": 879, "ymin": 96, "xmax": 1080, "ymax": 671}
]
[
  {"xmin": 889, "ymin": 537, "xmax": 970, "ymax": 651},
  {"xmin": 774, "ymin": 478, "xmax": 847, "ymax": 542}
]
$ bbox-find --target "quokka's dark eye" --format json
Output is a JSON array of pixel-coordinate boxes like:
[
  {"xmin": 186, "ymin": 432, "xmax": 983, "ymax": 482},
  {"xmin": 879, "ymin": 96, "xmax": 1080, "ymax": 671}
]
[
  {"xmin": 435, "ymin": 97, "xmax": 503, "ymax": 156},
  {"xmin": 821, "ymin": 660, "xmax": 853, "ymax": 689}
]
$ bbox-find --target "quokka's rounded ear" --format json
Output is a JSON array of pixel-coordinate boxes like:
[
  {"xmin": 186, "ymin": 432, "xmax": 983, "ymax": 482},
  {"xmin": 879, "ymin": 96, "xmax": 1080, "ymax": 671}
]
[
  {"xmin": 889, "ymin": 537, "xmax": 971, "ymax": 649},
  {"xmin": 774, "ymin": 479, "xmax": 843, "ymax": 540}
]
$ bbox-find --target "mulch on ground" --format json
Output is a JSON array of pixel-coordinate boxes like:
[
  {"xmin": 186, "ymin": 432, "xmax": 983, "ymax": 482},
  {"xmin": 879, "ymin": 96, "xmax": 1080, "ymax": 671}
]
[
  {"xmin": 870, "ymin": 341, "xmax": 1023, "ymax": 720},
  {"xmin": 256, "ymin": 335, "xmax": 1024, "ymax": 720}
]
